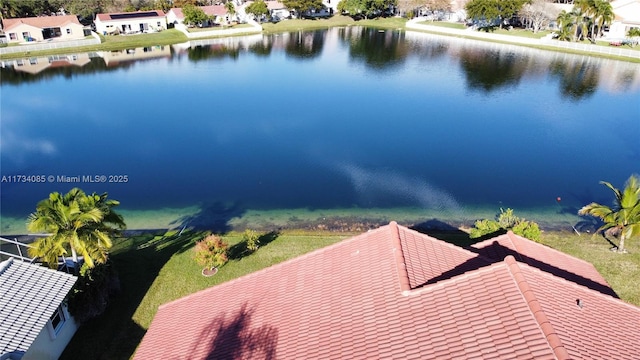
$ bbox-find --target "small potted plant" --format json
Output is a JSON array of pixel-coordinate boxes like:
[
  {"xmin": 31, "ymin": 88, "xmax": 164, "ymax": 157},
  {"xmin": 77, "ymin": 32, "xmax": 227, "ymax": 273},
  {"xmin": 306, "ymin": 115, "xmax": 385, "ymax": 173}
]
[{"xmin": 193, "ymin": 234, "xmax": 228, "ymax": 276}]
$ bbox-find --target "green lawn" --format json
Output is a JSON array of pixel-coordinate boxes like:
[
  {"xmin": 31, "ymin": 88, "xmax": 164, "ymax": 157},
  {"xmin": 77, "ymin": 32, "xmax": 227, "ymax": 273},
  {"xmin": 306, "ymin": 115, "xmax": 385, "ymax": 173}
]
[
  {"xmin": 59, "ymin": 227, "xmax": 639, "ymax": 359},
  {"xmin": 0, "ymin": 29, "xmax": 188, "ymax": 60},
  {"xmin": 419, "ymin": 20, "xmax": 465, "ymax": 29},
  {"xmin": 261, "ymin": 15, "xmax": 357, "ymax": 33},
  {"xmin": 537, "ymin": 231, "xmax": 640, "ymax": 306}
]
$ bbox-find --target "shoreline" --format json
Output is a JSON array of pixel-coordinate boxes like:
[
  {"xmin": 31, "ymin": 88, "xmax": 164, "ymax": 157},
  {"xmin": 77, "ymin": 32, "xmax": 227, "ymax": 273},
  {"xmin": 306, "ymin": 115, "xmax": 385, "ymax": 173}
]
[
  {"xmin": 0, "ymin": 204, "xmax": 588, "ymax": 236},
  {"xmin": 1, "ymin": 17, "xmax": 638, "ymax": 63}
]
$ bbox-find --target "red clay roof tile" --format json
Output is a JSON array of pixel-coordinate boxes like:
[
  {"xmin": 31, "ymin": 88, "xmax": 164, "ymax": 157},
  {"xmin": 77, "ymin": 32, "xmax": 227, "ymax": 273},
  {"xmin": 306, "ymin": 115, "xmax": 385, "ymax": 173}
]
[
  {"xmin": 135, "ymin": 223, "xmax": 640, "ymax": 359},
  {"xmin": 2, "ymin": 15, "xmax": 81, "ymax": 31},
  {"xmin": 471, "ymin": 231, "xmax": 617, "ymax": 297}
]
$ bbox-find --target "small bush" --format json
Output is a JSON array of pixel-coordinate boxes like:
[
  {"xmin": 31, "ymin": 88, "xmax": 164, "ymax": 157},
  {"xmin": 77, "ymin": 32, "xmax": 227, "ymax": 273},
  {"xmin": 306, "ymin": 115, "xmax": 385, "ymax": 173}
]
[
  {"xmin": 512, "ymin": 220, "xmax": 541, "ymax": 240},
  {"xmin": 470, "ymin": 208, "xmax": 541, "ymax": 241},
  {"xmin": 193, "ymin": 234, "xmax": 228, "ymax": 269},
  {"xmin": 469, "ymin": 219, "xmax": 502, "ymax": 238},
  {"xmin": 243, "ymin": 229, "xmax": 260, "ymax": 252}
]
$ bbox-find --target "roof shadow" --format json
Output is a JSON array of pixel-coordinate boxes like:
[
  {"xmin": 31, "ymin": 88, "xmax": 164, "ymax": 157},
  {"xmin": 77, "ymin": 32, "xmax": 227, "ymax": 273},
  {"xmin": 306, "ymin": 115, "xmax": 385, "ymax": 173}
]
[
  {"xmin": 414, "ymin": 255, "xmax": 492, "ymax": 289},
  {"xmin": 228, "ymin": 231, "xmax": 280, "ymax": 260},
  {"xmin": 410, "ymin": 218, "xmax": 476, "ymax": 247},
  {"xmin": 199, "ymin": 302, "xmax": 279, "ymax": 360},
  {"xmin": 467, "ymin": 241, "xmax": 619, "ymax": 298},
  {"xmin": 173, "ymin": 202, "xmax": 245, "ymax": 234}
]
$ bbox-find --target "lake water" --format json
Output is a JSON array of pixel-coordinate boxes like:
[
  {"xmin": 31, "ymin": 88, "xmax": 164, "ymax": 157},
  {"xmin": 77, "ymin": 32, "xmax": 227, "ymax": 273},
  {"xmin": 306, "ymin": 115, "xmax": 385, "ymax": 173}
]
[{"xmin": 1, "ymin": 27, "xmax": 639, "ymax": 234}]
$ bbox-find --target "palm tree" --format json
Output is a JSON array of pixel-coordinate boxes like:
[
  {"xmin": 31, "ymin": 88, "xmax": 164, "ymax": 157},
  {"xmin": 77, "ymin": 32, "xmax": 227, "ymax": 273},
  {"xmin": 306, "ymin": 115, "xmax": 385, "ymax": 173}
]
[
  {"xmin": 27, "ymin": 188, "xmax": 125, "ymax": 271},
  {"xmin": 225, "ymin": 1, "xmax": 236, "ymax": 24},
  {"xmin": 592, "ymin": 0, "xmax": 613, "ymax": 38},
  {"xmin": 556, "ymin": 10, "xmax": 576, "ymax": 41},
  {"xmin": 578, "ymin": 175, "xmax": 640, "ymax": 253}
]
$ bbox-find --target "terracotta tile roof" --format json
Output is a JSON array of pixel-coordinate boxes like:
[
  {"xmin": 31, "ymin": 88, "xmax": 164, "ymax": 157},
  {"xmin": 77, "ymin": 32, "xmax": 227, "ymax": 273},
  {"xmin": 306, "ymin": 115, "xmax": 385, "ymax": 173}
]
[
  {"xmin": 2, "ymin": 15, "xmax": 81, "ymax": 31},
  {"xmin": 470, "ymin": 232, "xmax": 617, "ymax": 297},
  {"xmin": 135, "ymin": 223, "xmax": 640, "ymax": 359},
  {"xmin": 266, "ymin": 1, "xmax": 288, "ymax": 10},
  {"xmin": 519, "ymin": 263, "xmax": 640, "ymax": 359},
  {"xmin": 396, "ymin": 225, "xmax": 490, "ymax": 288},
  {"xmin": 0, "ymin": 258, "xmax": 77, "ymax": 356},
  {"xmin": 201, "ymin": 5, "xmax": 228, "ymax": 16}
]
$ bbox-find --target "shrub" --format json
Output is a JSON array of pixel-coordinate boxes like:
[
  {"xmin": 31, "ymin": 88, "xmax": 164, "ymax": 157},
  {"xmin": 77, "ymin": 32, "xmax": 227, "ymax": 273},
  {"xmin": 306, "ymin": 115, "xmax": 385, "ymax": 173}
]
[
  {"xmin": 469, "ymin": 219, "xmax": 502, "ymax": 238},
  {"xmin": 470, "ymin": 208, "xmax": 541, "ymax": 241},
  {"xmin": 243, "ymin": 229, "xmax": 260, "ymax": 252},
  {"xmin": 512, "ymin": 220, "xmax": 541, "ymax": 240},
  {"xmin": 193, "ymin": 234, "xmax": 228, "ymax": 269}
]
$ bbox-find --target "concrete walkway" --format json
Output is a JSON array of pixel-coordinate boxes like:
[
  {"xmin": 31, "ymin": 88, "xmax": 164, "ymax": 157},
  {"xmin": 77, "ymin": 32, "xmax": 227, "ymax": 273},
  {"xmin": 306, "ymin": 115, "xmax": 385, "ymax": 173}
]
[{"xmin": 405, "ymin": 18, "xmax": 640, "ymax": 61}]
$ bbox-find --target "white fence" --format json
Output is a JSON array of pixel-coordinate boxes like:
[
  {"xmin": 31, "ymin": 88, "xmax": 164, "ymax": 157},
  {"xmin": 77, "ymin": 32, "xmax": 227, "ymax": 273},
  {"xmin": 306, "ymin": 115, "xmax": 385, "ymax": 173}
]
[
  {"xmin": 0, "ymin": 32, "xmax": 101, "ymax": 56},
  {"xmin": 174, "ymin": 22, "xmax": 262, "ymax": 40},
  {"xmin": 406, "ymin": 19, "xmax": 640, "ymax": 61}
]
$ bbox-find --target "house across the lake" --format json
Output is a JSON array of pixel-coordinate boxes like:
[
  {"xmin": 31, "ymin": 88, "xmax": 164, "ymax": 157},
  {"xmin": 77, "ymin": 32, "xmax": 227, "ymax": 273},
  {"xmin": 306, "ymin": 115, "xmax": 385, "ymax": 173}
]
[
  {"xmin": 0, "ymin": 257, "xmax": 78, "ymax": 360},
  {"xmin": 94, "ymin": 10, "xmax": 167, "ymax": 35},
  {"xmin": 135, "ymin": 222, "xmax": 640, "ymax": 359},
  {"xmin": 1, "ymin": 15, "xmax": 86, "ymax": 44},
  {"xmin": 166, "ymin": 6, "xmax": 234, "ymax": 27},
  {"xmin": 607, "ymin": 0, "xmax": 640, "ymax": 39}
]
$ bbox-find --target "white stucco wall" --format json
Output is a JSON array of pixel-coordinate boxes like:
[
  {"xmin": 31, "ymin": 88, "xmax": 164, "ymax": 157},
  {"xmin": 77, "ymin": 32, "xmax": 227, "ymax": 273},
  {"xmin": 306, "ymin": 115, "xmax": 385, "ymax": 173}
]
[
  {"xmin": 21, "ymin": 307, "xmax": 78, "ymax": 360},
  {"xmin": 95, "ymin": 16, "xmax": 167, "ymax": 35},
  {"xmin": 4, "ymin": 24, "xmax": 43, "ymax": 42},
  {"xmin": 4, "ymin": 22, "xmax": 85, "ymax": 43}
]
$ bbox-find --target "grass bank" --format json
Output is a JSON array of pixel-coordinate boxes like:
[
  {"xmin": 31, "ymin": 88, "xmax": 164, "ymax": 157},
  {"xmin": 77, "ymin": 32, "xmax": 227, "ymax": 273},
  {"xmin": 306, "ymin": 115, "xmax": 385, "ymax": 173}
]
[
  {"xmin": 60, "ymin": 227, "xmax": 639, "ymax": 359},
  {"xmin": 0, "ymin": 29, "xmax": 188, "ymax": 60}
]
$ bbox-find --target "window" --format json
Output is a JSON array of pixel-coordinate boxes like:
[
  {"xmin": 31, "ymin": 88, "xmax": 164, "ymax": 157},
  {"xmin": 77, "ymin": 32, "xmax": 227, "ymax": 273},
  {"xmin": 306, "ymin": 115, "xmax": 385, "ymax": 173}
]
[
  {"xmin": 157, "ymin": 22, "xmax": 161, "ymax": 27},
  {"xmin": 47, "ymin": 305, "xmax": 67, "ymax": 339},
  {"xmin": 22, "ymin": 32, "xmax": 31, "ymax": 40},
  {"xmin": 9, "ymin": 33, "xmax": 17, "ymax": 40},
  {"xmin": 66, "ymin": 28, "xmax": 71, "ymax": 34}
]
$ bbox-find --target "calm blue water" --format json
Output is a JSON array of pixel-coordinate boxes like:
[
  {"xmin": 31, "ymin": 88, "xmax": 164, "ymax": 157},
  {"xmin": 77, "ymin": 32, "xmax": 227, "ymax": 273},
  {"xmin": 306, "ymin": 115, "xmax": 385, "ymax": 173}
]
[{"xmin": 1, "ymin": 27, "xmax": 639, "ymax": 229}]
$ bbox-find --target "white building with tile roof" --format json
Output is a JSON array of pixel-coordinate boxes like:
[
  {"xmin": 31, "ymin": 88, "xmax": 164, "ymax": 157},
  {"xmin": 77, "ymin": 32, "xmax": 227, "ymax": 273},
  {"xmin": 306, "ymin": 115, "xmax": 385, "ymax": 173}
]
[{"xmin": 0, "ymin": 258, "xmax": 78, "ymax": 360}]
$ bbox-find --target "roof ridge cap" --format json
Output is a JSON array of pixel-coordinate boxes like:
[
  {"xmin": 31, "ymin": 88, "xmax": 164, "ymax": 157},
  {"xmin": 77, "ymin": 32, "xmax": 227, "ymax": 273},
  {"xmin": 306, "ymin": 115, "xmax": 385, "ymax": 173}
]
[
  {"xmin": 390, "ymin": 221, "xmax": 411, "ymax": 293},
  {"xmin": 0, "ymin": 257, "xmax": 14, "ymax": 274},
  {"xmin": 505, "ymin": 231, "xmax": 525, "ymax": 261},
  {"xmin": 505, "ymin": 255, "xmax": 571, "ymax": 360},
  {"xmin": 506, "ymin": 231, "xmax": 606, "ymax": 268}
]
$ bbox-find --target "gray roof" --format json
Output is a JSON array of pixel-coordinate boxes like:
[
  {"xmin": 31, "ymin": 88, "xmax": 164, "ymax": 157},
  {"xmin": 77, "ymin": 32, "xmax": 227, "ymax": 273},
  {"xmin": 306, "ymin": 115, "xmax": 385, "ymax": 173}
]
[{"xmin": 0, "ymin": 258, "xmax": 77, "ymax": 356}]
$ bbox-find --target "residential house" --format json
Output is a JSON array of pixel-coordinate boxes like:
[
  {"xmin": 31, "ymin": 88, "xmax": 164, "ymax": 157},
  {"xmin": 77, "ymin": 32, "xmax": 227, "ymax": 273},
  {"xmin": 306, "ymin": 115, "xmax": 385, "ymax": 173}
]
[
  {"xmin": 608, "ymin": 0, "xmax": 640, "ymax": 39},
  {"xmin": 135, "ymin": 222, "xmax": 640, "ymax": 359},
  {"xmin": 267, "ymin": 1, "xmax": 294, "ymax": 21},
  {"xmin": 1, "ymin": 15, "xmax": 85, "ymax": 44},
  {"xmin": 166, "ymin": 6, "xmax": 233, "ymax": 27},
  {"xmin": 94, "ymin": 11, "xmax": 167, "ymax": 35},
  {"xmin": 0, "ymin": 258, "xmax": 78, "ymax": 360}
]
